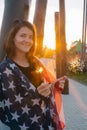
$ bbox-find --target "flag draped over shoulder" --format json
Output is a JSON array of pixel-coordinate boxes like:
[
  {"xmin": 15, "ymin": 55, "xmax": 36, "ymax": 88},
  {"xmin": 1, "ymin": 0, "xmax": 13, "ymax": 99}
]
[
  {"xmin": 0, "ymin": 56, "xmax": 65, "ymax": 130},
  {"xmin": 33, "ymin": 56, "xmax": 65, "ymax": 129}
]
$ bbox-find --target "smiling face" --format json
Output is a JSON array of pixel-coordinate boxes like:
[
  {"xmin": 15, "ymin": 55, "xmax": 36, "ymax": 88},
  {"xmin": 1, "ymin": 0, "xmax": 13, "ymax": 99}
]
[
  {"xmin": 14, "ymin": 26, "xmax": 34, "ymax": 55},
  {"xmin": 4, "ymin": 20, "xmax": 36, "ymax": 59}
]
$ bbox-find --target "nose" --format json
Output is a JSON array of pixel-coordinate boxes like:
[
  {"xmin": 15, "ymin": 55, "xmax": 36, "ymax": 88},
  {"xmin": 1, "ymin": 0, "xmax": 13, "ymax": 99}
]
[
  {"xmin": 25, "ymin": 36, "xmax": 30, "ymax": 42},
  {"xmin": 25, "ymin": 37, "xmax": 33, "ymax": 45}
]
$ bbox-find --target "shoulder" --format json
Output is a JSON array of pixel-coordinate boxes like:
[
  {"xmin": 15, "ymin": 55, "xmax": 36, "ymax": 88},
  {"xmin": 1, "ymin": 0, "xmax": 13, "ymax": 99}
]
[
  {"xmin": 0, "ymin": 57, "xmax": 8, "ymax": 72},
  {"xmin": 0, "ymin": 56, "xmax": 14, "ymax": 73}
]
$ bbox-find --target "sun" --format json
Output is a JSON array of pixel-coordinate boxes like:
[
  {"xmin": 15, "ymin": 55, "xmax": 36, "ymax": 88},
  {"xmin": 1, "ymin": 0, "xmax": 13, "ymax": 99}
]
[
  {"xmin": 43, "ymin": 30, "xmax": 56, "ymax": 50},
  {"xmin": 29, "ymin": 0, "xmax": 83, "ymax": 51}
]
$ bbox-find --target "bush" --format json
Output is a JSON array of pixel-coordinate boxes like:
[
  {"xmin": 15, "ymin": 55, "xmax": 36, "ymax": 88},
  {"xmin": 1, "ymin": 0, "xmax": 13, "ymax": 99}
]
[{"xmin": 68, "ymin": 59, "xmax": 85, "ymax": 74}]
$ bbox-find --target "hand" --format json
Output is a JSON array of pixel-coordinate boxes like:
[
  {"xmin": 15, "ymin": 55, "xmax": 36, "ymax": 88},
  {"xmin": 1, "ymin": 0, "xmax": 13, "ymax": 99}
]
[
  {"xmin": 53, "ymin": 76, "xmax": 67, "ymax": 90},
  {"xmin": 37, "ymin": 82, "xmax": 52, "ymax": 97}
]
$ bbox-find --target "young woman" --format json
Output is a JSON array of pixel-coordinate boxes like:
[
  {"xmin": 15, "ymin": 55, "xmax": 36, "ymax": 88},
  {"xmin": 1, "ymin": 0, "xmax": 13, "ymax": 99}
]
[{"xmin": 0, "ymin": 20, "xmax": 66, "ymax": 130}]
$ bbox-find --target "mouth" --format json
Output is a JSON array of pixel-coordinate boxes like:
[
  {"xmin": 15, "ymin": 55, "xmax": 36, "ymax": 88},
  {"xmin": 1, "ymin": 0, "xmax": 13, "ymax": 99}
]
[{"xmin": 22, "ymin": 43, "xmax": 31, "ymax": 46}]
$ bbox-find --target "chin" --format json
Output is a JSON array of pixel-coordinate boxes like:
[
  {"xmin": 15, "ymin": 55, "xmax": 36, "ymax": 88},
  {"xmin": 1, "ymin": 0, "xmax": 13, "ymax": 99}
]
[{"xmin": 23, "ymin": 48, "xmax": 31, "ymax": 52}]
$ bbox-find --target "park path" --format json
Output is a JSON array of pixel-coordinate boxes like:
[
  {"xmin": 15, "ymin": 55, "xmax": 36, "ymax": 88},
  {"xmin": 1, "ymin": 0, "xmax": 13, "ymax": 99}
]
[{"xmin": 62, "ymin": 79, "xmax": 87, "ymax": 130}]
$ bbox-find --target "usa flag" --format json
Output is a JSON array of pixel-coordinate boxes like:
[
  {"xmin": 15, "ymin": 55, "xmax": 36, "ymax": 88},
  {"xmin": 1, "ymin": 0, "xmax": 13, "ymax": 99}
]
[{"xmin": 0, "ymin": 57, "xmax": 65, "ymax": 130}]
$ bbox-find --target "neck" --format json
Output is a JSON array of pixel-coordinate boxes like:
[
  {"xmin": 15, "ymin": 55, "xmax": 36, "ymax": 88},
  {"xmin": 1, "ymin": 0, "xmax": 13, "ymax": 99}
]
[{"xmin": 12, "ymin": 53, "xmax": 29, "ymax": 67}]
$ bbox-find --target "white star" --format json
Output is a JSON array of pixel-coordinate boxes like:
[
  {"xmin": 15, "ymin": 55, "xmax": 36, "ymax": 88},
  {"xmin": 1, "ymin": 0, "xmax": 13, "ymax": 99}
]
[
  {"xmin": 2, "ymin": 87, "xmax": 6, "ymax": 91},
  {"xmin": 22, "ymin": 104, "xmax": 30, "ymax": 114},
  {"xmin": 2, "ymin": 83, "xmax": 6, "ymax": 91},
  {"xmin": 51, "ymin": 96, "xmax": 55, "ymax": 105},
  {"xmin": 10, "ymin": 63, "xmax": 16, "ymax": 69},
  {"xmin": 32, "ymin": 99, "xmax": 40, "ymax": 106},
  {"xmin": 30, "ymin": 114, "xmax": 40, "ymax": 124},
  {"xmin": 5, "ymin": 98, "xmax": 12, "ymax": 108},
  {"xmin": 19, "ymin": 123, "xmax": 29, "ymax": 130},
  {"xmin": 5, "ymin": 115, "xmax": 10, "ymax": 123},
  {"xmin": 21, "ymin": 84, "xmax": 28, "ymax": 93},
  {"xmin": 21, "ymin": 84, "xmax": 26, "ymax": 88},
  {"xmin": 50, "ymin": 109, "xmax": 54, "ymax": 118},
  {"xmin": 3, "ymin": 68, "xmax": 13, "ymax": 76},
  {"xmin": 21, "ymin": 76, "xmax": 26, "ymax": 82},
  {"xmin": 48, "ymin": 125, "xmax": 55, "ymax": 130},
  {"xmin": 24, "ymin": 92, "xmax": 29, "ymax": 96},
  {"xmin": 8, "ymin": 81, "xmax": 16, "ymax": 91},
  {"xmin": 15, "ymin": 94, "xmax": 23, "ymax": 104},
  {"xmin": 0, "ymin": 101, "xmax": 4, "ymax": 109},
  {"xmin": 11, "ymin": 111, "xmax": 20, "ymax": 121},
  {"xmin": 29, "ymin": 83, "xmax": 36, "ymax": 92},
  {"xmin": 40, "ymin": 125, "xmax": 44, "ymax": 130},
  {"xmin": 43, "ymin": 107, "xmax": 49, "ymax": 115}
]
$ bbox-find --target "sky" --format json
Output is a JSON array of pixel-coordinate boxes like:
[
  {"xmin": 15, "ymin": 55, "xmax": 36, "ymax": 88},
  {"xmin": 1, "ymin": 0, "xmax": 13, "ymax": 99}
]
[{"xmin": 0, "ymin": 0, "xmax": 83, "ymax": 50}]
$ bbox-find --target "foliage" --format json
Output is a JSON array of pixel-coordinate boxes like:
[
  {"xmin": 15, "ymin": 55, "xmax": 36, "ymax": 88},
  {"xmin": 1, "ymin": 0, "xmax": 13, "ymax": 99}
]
[
  {"xmin": 68, "ymin": 58, "xmax": 85, "ymax": 74},
  {"xmin": 69, "ymin": 39, "xmax": 82, "ymax": 53},
  {"xmin": 66, "ymin": 40, "xmax": 87, "ymax": 85},
  {"xmin": 67, "ymin": 58, "xmax": 87, "ymax": 85},
  {"xmin": 67, "ymin": 39, "xmax": 82, "ymax": 62}
]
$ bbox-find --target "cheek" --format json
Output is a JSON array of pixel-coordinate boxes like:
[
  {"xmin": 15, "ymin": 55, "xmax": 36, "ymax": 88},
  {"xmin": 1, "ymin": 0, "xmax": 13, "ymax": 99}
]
[
  {"xmin": 13, "ymin": 38, "xmax": 21, "ymax": 49},
  {"xmin": 14, "ymin": 37, "xmax": 22, "ymax": 43}
]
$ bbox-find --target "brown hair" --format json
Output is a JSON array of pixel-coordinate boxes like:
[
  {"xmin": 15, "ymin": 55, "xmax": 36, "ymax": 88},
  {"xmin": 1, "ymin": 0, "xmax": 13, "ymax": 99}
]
[{"xmin": 4, "ymin": 20, "xmax": 37, "ymax": 60}]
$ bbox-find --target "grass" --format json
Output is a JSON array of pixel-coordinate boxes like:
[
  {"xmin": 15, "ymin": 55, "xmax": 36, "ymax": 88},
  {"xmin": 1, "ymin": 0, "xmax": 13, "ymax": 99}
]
[{"xmin": 68, "ymin": 72, "xmax": 87, "ymax": 86}]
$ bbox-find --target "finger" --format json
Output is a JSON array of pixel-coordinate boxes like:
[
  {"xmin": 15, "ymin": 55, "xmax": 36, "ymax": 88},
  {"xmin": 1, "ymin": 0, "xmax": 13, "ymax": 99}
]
[
  {"xmin": 59, "ymin": 83, "xmax": 64, "ymax": 89},
  {"xmin": 43, "ymin": 89, "xmax": 51, "ymax": 97},
  {"xmin": 37, "ymin": 83, "xmax": 51, "ymax": 96},
  {"xmin": 59, "ymin": 76, "xmax": 67, "ymax": 81},
  {"xmin": 38, "ymin": 87, "xmax": 51, "ymax": 97},
  {"xmin": 59, "ymin": 80, "xmax": 65, "ymax": 84}
]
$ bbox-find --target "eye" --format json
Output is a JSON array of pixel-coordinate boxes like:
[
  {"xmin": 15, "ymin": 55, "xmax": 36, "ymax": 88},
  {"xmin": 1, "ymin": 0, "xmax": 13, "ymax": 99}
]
[
  {"xmin": 20, "ymin": 34, "xmax": 26, "ymax": 38},
  {"xmin": 29, "ymin": 35, "xmax": 33, "ymax": 40}
]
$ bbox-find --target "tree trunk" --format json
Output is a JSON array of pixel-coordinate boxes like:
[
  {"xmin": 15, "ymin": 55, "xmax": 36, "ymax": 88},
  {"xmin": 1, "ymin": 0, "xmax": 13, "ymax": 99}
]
[
  {"xmin": 59, "ymin": 0, "xmax": 67, "ymax": 76},
  {"xmin": 55, "ymin": 12, "xmax": 61, "ymax": 78},
  {"xmin": 0, "ymin": 0, "xmax": 31, "ymax": 62},
  {"xmin": 58, "ymin": 0, "xmax": 69, "ymax": 94},
  {"xmin": 81, "ymin": 0, "xmax": 87, "ymax": 61},
  {"xmin": 33, "ymin": 0, "xmax": 47, "ymax": 57}
]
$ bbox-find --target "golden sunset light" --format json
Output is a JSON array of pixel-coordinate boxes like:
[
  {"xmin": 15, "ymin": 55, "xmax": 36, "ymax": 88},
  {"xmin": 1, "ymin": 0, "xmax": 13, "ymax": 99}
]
[
  {"xmin": 0, "ymin": 2, "xmax": 87, "ymax": 130},
  {"xmin": 0, "ymin": 0, "xmax": 83, "ymax": 50},
  {"xmin": 29, "ymin": 0, "xmax": 83, "ymax": 50}
]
